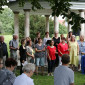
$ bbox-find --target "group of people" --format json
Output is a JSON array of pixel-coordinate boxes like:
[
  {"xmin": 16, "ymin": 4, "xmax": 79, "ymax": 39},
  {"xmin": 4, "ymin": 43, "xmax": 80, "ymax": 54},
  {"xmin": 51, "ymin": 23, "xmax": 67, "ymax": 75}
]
[
  {"xmin": 0, "ymin": 31, "xmax": 85, "ymax": 75},
  {"xmin": 1, "ymin": 30, "xmax": 85, "ymax": 85}
]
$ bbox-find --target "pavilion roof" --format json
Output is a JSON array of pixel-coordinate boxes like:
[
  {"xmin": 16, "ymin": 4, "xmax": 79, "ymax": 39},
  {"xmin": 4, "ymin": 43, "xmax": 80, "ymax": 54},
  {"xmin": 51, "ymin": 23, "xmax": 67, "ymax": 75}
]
[{"xmin": 8, "ymin": 0, "xmax": 85, "ymax": 15}]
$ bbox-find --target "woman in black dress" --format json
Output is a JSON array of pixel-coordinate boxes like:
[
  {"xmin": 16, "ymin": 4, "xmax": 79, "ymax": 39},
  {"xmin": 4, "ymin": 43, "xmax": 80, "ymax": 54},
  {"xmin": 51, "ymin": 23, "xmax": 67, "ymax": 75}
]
[
  {"xmin": 52, "ymin": 32, "xmax": 60, "ymax": 66},
  {"xmin": 19, "ymin": 38, "xmax": 26, "ymax": 74}
]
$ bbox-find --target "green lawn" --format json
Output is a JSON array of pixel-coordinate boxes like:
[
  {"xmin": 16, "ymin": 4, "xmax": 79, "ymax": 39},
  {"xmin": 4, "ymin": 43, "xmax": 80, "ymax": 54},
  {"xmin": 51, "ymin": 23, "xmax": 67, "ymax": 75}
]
[
  {"xmin": 15, "ymin": 70, "xmax": 85, "ymax": 85},
  {"xmin": 75, "ymin": 72, "xmax": 85, "ymax": 85},
  {"xmin": 15, "ymin": 69, "xmax": 85, "ymax": 85},
  {"xmin": 32, "ymin": 72, "xmax": 85, "ymax": 85}
]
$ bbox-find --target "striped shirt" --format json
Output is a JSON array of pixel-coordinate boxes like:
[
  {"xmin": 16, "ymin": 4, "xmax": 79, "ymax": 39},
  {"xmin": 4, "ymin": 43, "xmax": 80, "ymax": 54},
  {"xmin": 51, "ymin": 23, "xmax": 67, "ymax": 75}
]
[{"xmin": 54, "ymin": 65, "xmax": 74, "ymax": 85}]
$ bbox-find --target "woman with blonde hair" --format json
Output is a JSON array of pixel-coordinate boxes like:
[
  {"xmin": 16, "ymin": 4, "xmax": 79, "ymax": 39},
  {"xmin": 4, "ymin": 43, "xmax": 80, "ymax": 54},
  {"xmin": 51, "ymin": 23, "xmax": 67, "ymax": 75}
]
[
  {"xmin": 77, "ymin": 35, "xmax": 85, "ymax": 71},
  {"xmin": 68, "ymin": 35, "xmax": 79, "ymax": 70}
]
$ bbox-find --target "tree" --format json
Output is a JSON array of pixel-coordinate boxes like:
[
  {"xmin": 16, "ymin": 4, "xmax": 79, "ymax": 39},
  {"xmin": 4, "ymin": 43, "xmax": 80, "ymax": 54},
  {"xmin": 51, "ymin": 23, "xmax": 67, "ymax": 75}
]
[
  {"xmin": 59, "ymin": 24, "xmax": 67, "ymax": 34},
  {"xmin": 19, "ymin": 15, "xmax": 67, "ymax": 41},
  {"xmin": 0, "ymin": 8, "xmax": 14, "ymax": 34},
  {"xmin": 19, "ymin": 14, "xmax": 25, "ymax": 40}
]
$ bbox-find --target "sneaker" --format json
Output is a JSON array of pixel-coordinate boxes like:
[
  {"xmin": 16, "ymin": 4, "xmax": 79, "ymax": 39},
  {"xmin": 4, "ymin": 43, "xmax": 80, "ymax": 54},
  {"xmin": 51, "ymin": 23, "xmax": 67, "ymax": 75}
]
[
  {"xmin": 47, "ymin": 73, "xmax": 50, "ymax": 76},
  {"xmin": 78, "ymin": 69, "xmax": 81, "ymax": 71},
  {"xmin": 51, "ymin": 73, "xmax": 53, "ymax": 76}
]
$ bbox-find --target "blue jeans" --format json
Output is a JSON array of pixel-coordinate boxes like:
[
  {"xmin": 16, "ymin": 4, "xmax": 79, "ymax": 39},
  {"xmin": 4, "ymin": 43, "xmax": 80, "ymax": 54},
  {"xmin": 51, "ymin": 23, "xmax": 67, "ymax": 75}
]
[{"xmin": 35, "ymin": 57, "xmax": 45, "ymax": 66}]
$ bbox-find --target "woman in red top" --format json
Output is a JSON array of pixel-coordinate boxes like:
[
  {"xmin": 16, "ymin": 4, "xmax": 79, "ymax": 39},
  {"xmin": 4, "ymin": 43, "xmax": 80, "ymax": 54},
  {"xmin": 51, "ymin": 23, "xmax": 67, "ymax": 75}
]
[
  {"xmin": 47, "ymin": 40, "xmax": 57, "ymax": 76},
  {"xmin": 58, "ymin": 37, "xmax": 69, "ymax": 65}
]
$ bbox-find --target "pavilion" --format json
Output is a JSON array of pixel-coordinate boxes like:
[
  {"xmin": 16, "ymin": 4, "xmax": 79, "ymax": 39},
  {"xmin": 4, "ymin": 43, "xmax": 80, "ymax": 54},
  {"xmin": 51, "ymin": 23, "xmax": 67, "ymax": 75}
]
[{"xmin": 8, "ymin": 0, "xmax": 85, "ymax": 38}]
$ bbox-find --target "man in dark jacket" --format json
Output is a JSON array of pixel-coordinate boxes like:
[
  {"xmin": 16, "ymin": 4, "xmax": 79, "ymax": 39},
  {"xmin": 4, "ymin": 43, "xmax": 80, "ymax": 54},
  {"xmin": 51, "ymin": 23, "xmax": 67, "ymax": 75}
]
[{"xmin": 0, "ymin": 36, "xmax": 8, "ymax": 67}]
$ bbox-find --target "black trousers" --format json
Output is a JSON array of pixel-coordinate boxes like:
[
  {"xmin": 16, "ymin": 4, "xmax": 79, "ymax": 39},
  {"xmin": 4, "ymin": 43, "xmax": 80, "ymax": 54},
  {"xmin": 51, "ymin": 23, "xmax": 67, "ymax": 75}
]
[
  {"xmin": 55, "ymin": 54, "xmax": 59, "ymax": 67},
  {"xmin": 47, "ymin": 59, "xmax": 56, "ymax": 73},
  {"xmin": 20, "ymin": 57, "xmax": 26, "ymax": 74}
]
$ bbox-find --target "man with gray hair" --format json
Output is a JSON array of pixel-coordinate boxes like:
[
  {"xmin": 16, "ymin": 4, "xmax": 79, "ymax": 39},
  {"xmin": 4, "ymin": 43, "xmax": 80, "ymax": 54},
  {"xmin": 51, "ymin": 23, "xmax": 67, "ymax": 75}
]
[
  {"xmin": 9, "ymin": 34, "xmax": 18, "ymax": 61},
  {"xmin": 13, "ymin": 63, "xmax": 35, "ymax": 85}
]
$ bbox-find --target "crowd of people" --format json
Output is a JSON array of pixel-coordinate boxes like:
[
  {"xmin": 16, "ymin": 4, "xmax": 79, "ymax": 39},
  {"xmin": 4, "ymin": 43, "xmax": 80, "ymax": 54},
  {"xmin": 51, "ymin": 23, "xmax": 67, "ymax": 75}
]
[{"xmin": 0, "ymin": 31, "xmax": 85, "ymax": 85}]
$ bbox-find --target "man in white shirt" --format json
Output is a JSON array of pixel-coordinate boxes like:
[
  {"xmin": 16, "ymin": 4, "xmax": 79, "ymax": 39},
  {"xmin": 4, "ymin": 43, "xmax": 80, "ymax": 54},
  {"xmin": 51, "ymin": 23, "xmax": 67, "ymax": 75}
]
[
  {"xmin": 13, "ymin": 63, "xmax": 35, "ymax": 85},
  {"xmin": 54, "ymin": 54, "xmax": 74, "ymax": 85}
]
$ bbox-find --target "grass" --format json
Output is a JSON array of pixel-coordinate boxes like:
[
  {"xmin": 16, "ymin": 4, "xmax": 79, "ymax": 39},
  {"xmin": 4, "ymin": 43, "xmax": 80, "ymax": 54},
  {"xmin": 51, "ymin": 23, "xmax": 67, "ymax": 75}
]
[
  {"xmin": 75, "ymin": 72, "xmax": 85, "ymax": 85},
  {"xmin": 15, "ymin": 70, "xmax": 85, "ymax": 85},
  {"xmin": 32, "ymin": 72, "xmax": 85, "ymax": 85}
]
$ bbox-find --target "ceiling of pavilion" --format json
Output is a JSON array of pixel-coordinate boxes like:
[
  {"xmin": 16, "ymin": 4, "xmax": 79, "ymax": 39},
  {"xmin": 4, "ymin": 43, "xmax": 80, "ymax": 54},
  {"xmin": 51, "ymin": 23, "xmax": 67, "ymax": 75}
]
[
  {"xmin": 72, "ymin": 0, "xmax": 85, "ymax": 1},
  {"xmin": 8, "ymin": 0, "xmax": 85, "ymax": 2},
  {"xmin": 8, "ymin": 0, "xmax": 85, "ymax": 15}
]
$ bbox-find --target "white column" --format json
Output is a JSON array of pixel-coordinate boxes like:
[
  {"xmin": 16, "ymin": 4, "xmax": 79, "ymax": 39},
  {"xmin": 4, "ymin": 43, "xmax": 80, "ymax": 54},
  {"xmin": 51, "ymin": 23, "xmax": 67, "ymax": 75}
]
[
  {"xmin": 13, "ymin": 11, "xmax": 19, "ymax": 61},
  {"xmin": 68, "ymin": 20, "xmax": 72, "ymax": 32},
  {"xmin": 79, "ymin": 10, "xmax": 85, "ymax": 35},
  {"xmin": 68, "ymin": 24, "xmax": 72, "ymax": 32},
  {"xmin": 13, "ymin": 11, "xmax": 19, "ymax": 36},
  {"xmin": 68, "ymin": 19, "xmax": 72, "ymax": 32},
  {"xmin": 45, "ymin": 15, "xmax": 50, "ymax": 32},
  {"xmin": 24, "ymin": 9, "xmax": 30, "ymax": 37},
  {"xmin": 54, "ymin": 15, "xmax": 59, "ymax": 33}
]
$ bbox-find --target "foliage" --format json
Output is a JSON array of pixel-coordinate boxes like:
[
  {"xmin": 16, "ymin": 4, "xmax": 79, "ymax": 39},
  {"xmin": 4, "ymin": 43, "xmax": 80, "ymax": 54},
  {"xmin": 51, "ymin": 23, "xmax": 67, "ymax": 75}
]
[
  {"xmin": 59, "ymin": 24, "xmax": 68, "ymax": 34},
  {"xmin": 19, "ymin": 15, "xmax": 67, "ymax": 41},
  {"xmin": 0, "ymin": 0, "xmax": 7, "ymax": 13},
  {"xmin": 30, "ymin": 15, "xmax": 45, "ymax": 41},
  {"xmin": 19, "ymin": 14, "xmax": 25, "ymax": 40},
  {"xmin": 68, "ymin": 12, "xmax": 85, "ymax": 32},
  {"xmin": 0, "ymin": 8, "xmax": 14, "ymax": 34}
]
